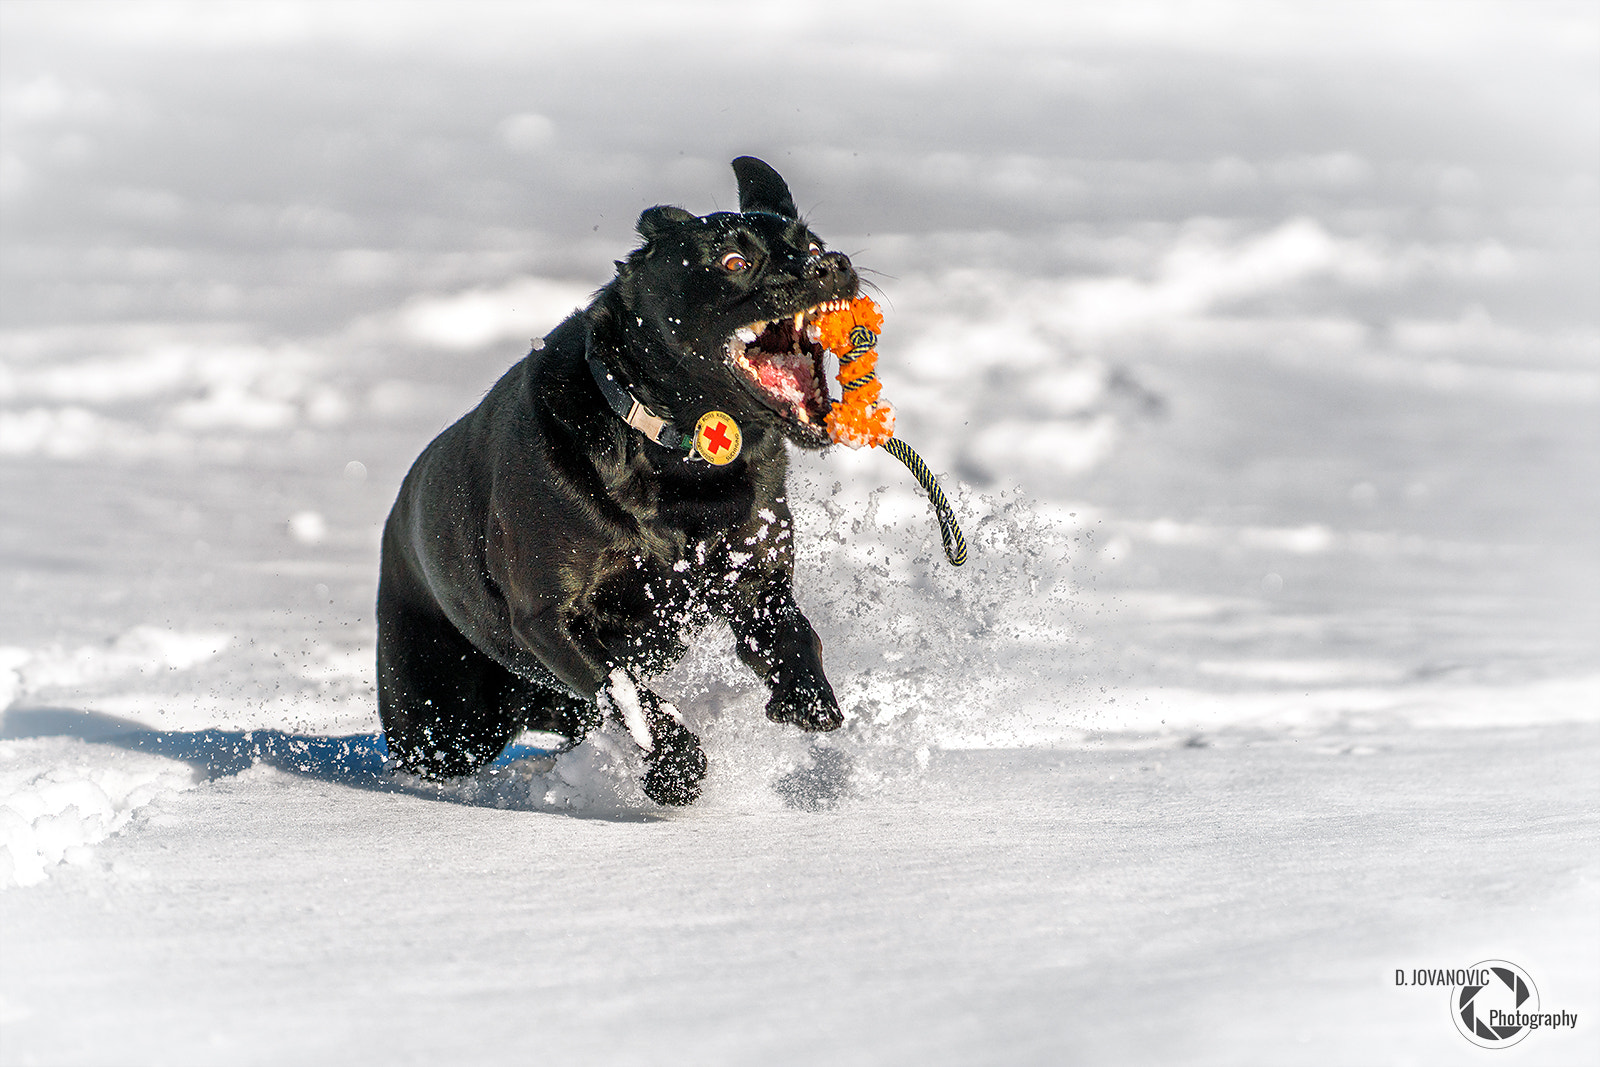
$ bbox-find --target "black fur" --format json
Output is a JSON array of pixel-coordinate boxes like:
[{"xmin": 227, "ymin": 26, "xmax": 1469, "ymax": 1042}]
[{"xmin": 377, "ymin": 157, "xmax": 851, "ymax": 805}]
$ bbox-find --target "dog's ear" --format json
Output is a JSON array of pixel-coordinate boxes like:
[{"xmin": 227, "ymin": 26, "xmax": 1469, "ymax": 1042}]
[
  {"xmin": 732, "ymin": 156, "xmax": 798, "ymax": 219},
  {"xmin": 637, "ymin": 205, "xmax": 697, "ymax": 241}
]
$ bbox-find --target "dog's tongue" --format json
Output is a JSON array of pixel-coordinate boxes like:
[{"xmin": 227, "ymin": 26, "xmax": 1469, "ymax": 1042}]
[{"xmin": 753, "ymin": 348, "xmax": 814, "ymax": 410}]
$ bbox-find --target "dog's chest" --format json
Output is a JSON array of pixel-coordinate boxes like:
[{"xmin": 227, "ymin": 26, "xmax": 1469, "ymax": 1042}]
[{"xmin": 583, "ymin": 545, "xmax": 725, "ymax": 671}]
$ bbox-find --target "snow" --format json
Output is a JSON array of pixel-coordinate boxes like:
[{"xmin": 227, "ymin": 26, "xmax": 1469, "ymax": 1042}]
[
  {"xmin": 0, "ymin": 737, "xmax": 198, "ymax": 888},
  {"xmin": 2, "ymin": 732, "xmax": 1596, "ymax": 1065},
  {"xmin": 2, "ymin": 2, "xmax": 1598, "ymax": 1064}
]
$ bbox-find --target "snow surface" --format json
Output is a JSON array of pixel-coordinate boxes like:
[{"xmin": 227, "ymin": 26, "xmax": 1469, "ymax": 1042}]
[{"xmin": 2, "ymin": 2, "xmax": 1598, "ymax": 1064}]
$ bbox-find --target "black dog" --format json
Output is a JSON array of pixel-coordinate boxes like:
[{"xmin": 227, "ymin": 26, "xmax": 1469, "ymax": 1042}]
[{"xmin": 378, "ymin": 157, "xmax": 854, "ymax": 805}]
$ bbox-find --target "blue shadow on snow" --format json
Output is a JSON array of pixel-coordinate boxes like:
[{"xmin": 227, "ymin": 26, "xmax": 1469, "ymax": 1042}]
[{"xmin": 0, "ymin": 707, "xmax": 556, "ymax": 797}]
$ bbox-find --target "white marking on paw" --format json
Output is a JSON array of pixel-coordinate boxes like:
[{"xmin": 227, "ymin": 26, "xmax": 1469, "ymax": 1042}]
[{"xmin": 605, "ymin": 668, "xmax": 653, "ymax": 751}]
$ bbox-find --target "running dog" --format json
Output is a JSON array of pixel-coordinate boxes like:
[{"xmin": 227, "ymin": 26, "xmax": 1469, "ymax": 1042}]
[{"xmin": 378, "ymin": 157, "xmax": 854, "ymax": 804}]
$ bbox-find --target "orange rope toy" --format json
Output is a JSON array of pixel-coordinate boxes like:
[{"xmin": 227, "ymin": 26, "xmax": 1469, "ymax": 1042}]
[
  {"xmin": 815, "ymin": 297, "xmax": 895, "ymax": 449},
  {"xmin": 812, "ymin": 297, "xmax": 968, "ymax": 566}
]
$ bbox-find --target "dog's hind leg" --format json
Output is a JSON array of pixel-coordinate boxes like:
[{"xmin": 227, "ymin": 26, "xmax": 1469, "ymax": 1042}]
[{"xmin": 376, "ymin": 572, "xmax": 535, "ymax": 779}]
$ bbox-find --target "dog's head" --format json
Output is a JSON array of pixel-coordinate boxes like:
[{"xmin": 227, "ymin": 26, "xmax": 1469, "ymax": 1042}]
[{"xmin": 589, "ymin": 157, "xmax": 860, "ymax": 451}]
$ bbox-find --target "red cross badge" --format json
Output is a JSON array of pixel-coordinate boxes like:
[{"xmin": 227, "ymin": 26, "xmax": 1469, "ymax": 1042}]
[{"xmin": 693, "ymin": 411, "xmax": 742, "ymax": 465}]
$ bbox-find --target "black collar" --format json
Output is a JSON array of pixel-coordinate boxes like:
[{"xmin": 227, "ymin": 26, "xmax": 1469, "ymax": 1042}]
[{"xmin": 585, "ymin": 352, "xmax": 693, "ymax": 452}]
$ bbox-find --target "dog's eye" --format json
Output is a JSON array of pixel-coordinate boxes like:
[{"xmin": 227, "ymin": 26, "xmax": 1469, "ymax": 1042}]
[
  {"xmin": 808, "ymin": 242, "xmax": 822, "ymax": 257},
  {"xmin": 720, "ymin": 252, "xmax": 750, "ymax": 273}
]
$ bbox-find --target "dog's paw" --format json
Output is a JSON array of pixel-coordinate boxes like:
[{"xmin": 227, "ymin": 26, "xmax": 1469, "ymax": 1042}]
[
  {"xmin": 641, "ymin": 714, "xmax": 708, "ymax": 806},
  {"xmin": 765, "ymin": 680, "xmax": 843, "ymax": 732}
]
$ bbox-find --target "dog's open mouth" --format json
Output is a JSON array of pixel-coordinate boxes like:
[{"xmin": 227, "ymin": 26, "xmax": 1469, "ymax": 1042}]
[{"xmin": 726, "ymin": 300, "xmax": 850, "ymax": 434}]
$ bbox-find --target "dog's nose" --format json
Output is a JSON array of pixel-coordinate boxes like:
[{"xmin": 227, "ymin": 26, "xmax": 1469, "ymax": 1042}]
[{"xmin": 806, "ymin": 250, "xmax": 857, "ymax": 292}]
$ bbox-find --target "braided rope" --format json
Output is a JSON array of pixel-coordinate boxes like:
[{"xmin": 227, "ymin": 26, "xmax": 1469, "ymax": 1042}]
[
  {"xmin": 879, "ymin": 437, "xmax": 968, "ymax": 567},
  {"xmin": 822, "ymin": 306, "xmax": 964, "ymax": 567},
  {"xmin": 839, "ymin": 326, "xmax": 879, "ymax": 391}
]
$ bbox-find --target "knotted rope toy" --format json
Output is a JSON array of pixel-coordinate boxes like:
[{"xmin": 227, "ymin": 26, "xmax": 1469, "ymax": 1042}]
[{"xmin": 812, "ymin": 297, "xmax": 967, "ymax": 567}]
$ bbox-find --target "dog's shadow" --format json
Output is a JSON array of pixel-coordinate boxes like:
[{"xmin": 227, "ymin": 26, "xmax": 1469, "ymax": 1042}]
[
  {"xmin": 0, "ymin": 706, "xmax": 656, "ymax": 820},
  {"xmin": 4, "ymin": 707, "xmax": 860, "ymax": 817}
]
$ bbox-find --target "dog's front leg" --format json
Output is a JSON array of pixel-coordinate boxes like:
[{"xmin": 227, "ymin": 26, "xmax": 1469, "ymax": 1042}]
[
  {"xmin": 508, "ymin": 610, "xmax": 707, "ymax": 805},
  {"xmin": 725, "ymin": 576, "xmax": 843, "ymax": 732},
  {"xmin": 596, "ymin": 667, "xmax": 708, "ymax": 805},
  {"xmin": 507, "ymin": 605, "xmax": 614, "ymax": 699}
]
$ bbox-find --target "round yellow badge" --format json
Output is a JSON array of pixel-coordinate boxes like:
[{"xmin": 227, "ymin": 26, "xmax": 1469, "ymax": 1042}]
[{"xmin": 693, "ymin": 411, "xmax": 742, "ymax": 465}]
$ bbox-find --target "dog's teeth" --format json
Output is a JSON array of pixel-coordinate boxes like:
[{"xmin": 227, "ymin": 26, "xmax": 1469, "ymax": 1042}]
[{"xmin": 735, "ymin": 326, "xmax": 757, "ymax": 343}]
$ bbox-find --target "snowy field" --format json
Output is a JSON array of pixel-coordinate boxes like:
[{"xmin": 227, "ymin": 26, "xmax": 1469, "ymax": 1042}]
[{"xmin": 2, "ymin": 2, "xmax": 1597, "ymax": 1064}]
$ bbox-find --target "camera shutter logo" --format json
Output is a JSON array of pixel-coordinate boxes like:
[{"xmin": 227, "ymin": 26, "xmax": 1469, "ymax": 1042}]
[{"xmin": 1454, "ymin": 960, "xmax": 1538, "ymax": 1049}]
